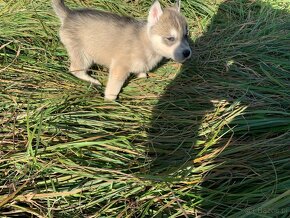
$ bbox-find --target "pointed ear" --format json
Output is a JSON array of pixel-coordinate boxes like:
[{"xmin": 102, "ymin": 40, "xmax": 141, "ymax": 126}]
[
  {"xmin": 175, "ymin": 0, "xmax": 181, "ymax": 12},
  {"xmin": 148, "ymin": 1, "xmax": 163, "ymax": 27}
]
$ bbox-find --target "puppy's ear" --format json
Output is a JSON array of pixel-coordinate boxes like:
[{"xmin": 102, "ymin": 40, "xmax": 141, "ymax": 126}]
[
  {"xmin": 148, "ymin": 1, "xmax": 163, "ymax": 27},
  {"xmin": 175, "ymin": 0, "xmax": 181, "ymax": 12}
]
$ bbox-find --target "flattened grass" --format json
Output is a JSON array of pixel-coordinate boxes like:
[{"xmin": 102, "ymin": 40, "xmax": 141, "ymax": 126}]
[{"xmin": 1, "ymin": 0, "xmax": 290, "ymax": 217}]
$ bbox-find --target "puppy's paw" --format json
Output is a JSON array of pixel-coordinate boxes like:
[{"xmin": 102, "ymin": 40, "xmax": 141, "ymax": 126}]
[
  {"xmin": 104, "ymin": 94, "xmax": 117, "ymax": 101},
  {"xmin": 137, "ymin": 73, "xmax": 147, "ymax": 79}
]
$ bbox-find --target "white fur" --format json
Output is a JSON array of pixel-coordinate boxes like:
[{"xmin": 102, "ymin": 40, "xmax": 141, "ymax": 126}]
[
  {"xmin": 170, "ymin": 28, "xmax": 178, "ymax": 38},
  {"xmin": 150, "ymin": 35, "xmax": 175, "ymax": 59}
]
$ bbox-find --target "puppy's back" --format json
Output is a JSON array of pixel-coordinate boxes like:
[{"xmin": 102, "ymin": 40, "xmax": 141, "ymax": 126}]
[{"xmin": 60, "ymin": 9, "xmax": 146, "ymax": 67}]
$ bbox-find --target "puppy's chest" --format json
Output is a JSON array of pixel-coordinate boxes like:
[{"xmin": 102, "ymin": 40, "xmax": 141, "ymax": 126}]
[{"xmin": 130, "ymin": 54, "xmax": 162, "ymax": 73}]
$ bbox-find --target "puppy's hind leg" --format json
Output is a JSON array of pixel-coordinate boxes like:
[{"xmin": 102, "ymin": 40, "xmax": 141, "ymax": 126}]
[{"xmin": 69, "ymin": 52, "xmax": 101, "ymax": 86}]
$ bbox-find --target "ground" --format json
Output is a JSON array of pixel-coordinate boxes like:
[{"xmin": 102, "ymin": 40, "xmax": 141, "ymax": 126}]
[{"xmin": 0, "ymin": 0, "xmax": 290, "ymax": 217}]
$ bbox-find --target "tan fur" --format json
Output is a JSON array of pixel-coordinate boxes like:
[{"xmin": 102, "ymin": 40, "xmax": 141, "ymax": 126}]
[{"xmin": 52, "ymin": 0, "xmax": 191, "ymax": 100}]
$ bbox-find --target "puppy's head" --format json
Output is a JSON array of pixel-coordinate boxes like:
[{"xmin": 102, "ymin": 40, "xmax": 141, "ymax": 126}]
[{"xmin": 147, "ymin": 0, "xmax": 191, "ymax": 62}]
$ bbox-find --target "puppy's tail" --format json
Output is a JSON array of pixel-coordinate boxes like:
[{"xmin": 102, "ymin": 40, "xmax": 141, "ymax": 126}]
[{"xmin": 52, "ymin": 0, "xmax": 71, "ymax": 24}]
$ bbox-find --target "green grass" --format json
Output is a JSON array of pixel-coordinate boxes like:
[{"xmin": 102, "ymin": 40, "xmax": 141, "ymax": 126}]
[{"xmin": 1, "ymin": 0, "xmax": 290, "ymax": 217}]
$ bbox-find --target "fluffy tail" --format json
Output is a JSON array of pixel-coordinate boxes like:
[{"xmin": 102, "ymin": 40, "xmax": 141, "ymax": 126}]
[{"xmin": 52, "ymin": 0, "xmax": 71, "ymax": 23}]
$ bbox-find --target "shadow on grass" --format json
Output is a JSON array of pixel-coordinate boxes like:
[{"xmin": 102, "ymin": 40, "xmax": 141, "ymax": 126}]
[
  {"xmin": 146, "ymin": 37, "xmax": 213, "ymax": 177},
  {"xmin": 146, "ymin": 0, "xmax": 290, "ymax": 216}
]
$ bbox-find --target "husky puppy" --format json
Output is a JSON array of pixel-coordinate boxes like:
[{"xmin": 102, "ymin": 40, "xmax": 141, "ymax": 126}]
[{"xmin": 52, "ymin": 0, "xmax": 191, "ymax": 100}]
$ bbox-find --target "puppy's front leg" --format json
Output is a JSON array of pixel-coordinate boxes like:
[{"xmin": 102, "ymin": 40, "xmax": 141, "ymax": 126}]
[{"xmin": 105, "ymin": 66, "xmax": 129, "ymax": 101}]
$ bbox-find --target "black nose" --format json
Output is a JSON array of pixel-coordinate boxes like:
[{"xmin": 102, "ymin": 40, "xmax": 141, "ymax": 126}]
[{"xmin": 183, "ymin": 49, "xmax": 191, "ymax": 58}]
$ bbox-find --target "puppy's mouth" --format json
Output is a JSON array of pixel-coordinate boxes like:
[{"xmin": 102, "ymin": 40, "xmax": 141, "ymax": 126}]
[{"xmin": 173, "ymin": 56, "xmax": 191, "ymax": 63}]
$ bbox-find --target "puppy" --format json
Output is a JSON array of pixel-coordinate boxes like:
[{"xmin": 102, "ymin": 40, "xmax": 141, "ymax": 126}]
[{"xmin": 52, "ymin": 0, "xmax": 191, "ymax": 100}]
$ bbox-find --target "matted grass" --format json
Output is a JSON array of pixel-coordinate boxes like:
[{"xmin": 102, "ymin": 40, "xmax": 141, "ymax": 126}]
[{"xmin": 1, "ymin": 0, "xmax": 290, "ymax": 217}]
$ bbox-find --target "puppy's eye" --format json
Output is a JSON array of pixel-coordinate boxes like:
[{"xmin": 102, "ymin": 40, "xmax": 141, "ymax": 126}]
[{"xmin": 166, "ymin": 36, "xmax": 175, "ymax": 42}]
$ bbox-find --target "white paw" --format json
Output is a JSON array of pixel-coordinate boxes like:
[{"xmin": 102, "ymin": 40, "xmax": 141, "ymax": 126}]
[
  {"xmin": 137, "ymin": 73, "xmax": 147, "ymax": 78},
  {"xmin": 104, "ymin": 94, "xmax": 117, "ymax": 101},
  {"xmin": 89, "ymin": 78, "xmax": 101, "ymax": 86}
]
